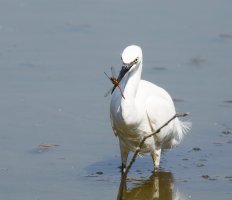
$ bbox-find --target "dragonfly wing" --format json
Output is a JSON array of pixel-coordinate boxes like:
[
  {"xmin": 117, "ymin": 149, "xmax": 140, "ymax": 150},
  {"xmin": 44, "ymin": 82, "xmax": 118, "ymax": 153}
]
[
  {"xmin": 104, "ymin": 87, "xmax": 113, "ymax": 97},
  {"xmin": 111, "ymin": 66, "xmax": 117, "ymax": 78},
  {"xmin": 104, "ymin": 66, "xmax": 118, "ymax": 97}
]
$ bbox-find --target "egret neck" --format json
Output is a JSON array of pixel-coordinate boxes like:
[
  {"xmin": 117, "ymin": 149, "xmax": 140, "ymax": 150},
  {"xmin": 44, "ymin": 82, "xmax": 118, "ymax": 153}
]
[{"xmin": 120, "ymin": 60, "xmax": 143, "ymax": 126}]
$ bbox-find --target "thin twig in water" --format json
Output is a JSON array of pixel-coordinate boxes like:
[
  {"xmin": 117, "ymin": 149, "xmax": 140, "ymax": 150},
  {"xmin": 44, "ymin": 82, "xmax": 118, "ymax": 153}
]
[
  {"xmin": 117, "ymin": 112, "xmax": 189, "ymax": 200},
  {"xmin": 124, "ymin": 112, "xmax": 188, "ymax": 175}
]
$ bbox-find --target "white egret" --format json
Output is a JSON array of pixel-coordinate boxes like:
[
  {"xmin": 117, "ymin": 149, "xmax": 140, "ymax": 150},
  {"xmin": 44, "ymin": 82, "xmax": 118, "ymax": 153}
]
[{"xmin": 110, "ymin": 45, "xmax": 191, "ymax": 171}]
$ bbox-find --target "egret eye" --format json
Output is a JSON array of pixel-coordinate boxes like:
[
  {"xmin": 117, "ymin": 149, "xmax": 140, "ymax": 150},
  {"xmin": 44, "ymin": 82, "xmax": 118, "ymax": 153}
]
[{"xmin": 134, "ymin": 58, "xmax": 138, "ymax": 63}]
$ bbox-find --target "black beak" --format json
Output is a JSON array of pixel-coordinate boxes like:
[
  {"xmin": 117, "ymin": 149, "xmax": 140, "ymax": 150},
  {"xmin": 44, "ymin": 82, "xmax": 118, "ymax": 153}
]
[{"xmin": 111, "ymin": 64, "xmax": 131, "ymax": 94}]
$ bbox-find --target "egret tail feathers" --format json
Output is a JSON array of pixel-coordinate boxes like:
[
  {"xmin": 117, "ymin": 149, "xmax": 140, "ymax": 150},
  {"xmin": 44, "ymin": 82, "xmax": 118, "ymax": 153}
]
[
  {"xmin": 179, "ymin": 119, "xmax": 191, "ymax": 135},
  {"xmin": 172, "ymin": 118, "xmax": 191, "ymax": 147}
]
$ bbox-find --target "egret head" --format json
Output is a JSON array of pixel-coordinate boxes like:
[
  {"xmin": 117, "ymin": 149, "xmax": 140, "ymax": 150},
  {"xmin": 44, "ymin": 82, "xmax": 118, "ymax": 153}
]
[
  {"xmin": 121, "ymin": 45, "xmax": 142, "ymax": 66},
  {"xmin": 117, "ymin": 45, "xmax": 142, "ymax": 83}
]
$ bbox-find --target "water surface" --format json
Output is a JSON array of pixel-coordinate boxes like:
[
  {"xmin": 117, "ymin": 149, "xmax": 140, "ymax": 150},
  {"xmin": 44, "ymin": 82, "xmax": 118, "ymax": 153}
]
[{"xmin": 0, "ymin": 0, "xmax": 232, "ymax": 199}]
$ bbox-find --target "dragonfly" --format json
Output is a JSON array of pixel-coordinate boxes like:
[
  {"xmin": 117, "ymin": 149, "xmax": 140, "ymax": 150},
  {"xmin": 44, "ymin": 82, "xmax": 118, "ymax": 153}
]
[{"xmin": 104, "ymin": 66, "xmax": 125, "ymax": 99}]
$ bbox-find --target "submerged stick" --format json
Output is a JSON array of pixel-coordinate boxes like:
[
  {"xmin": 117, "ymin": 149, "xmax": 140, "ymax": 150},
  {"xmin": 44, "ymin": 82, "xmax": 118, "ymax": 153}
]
[
  {"xmin": 117, "ymin": 112, "xmax": 189, "ymax": 200},
  {"xmin": 124, "ymin": 112, "xmax": 188, "ymax": 175}
]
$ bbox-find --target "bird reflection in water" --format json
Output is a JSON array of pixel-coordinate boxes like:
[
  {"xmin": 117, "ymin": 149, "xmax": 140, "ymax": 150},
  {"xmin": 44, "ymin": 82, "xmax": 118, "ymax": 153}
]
[{"xmin": 118, "ymin": 171, "xmax": 185, "ymax": 200}]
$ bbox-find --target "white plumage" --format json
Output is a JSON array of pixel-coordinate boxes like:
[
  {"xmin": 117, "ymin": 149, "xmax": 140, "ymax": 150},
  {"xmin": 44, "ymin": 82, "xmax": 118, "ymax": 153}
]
[{"xmin": 110, "ymin": 45, "xmax": 190, "ymax": 171}]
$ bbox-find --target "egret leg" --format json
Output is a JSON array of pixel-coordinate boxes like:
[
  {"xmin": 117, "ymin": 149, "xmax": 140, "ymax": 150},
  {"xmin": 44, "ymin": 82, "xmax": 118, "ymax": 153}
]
[
  {"xmin": 151, "ymin": 148, "xmax": 161, "ymax": 171},
  {"xmin": 119, "ymin": 140, "xmax": 129, "ymax": 174}
]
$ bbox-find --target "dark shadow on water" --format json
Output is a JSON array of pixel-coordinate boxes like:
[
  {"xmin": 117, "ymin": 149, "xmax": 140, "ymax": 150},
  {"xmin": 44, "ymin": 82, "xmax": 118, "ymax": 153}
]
[
  {"xmin": 118, "ymin": 171, "xmax": 185, "ymax": 200},
  {"xmin": 84, "ymin": 158, "xmax": 186, "ymax": 200}
]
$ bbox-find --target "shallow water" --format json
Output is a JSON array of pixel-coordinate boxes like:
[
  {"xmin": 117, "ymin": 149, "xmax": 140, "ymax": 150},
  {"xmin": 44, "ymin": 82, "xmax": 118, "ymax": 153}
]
[{"xmin": 0, "ymin": 0, "xmax": 232, "ymax": 199}]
